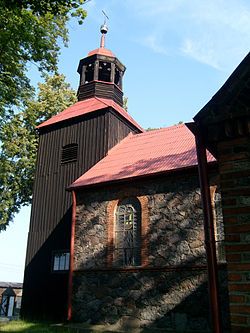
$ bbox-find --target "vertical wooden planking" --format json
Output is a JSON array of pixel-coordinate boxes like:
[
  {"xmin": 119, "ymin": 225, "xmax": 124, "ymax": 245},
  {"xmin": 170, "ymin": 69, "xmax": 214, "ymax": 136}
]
[
  {"xmin": 26, "ymin": 110, "xmax": 141, "ymax": 265},
  {"xmin": 23, "ymin": 108, "xmax": 141, "ymax": 321}
]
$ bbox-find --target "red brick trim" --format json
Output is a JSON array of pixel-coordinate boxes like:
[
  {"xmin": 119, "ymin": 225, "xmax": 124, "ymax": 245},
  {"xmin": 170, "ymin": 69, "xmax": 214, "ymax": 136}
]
[
  {"xmin": 231, "ymin": 315, "xmax": 248, "ymax": 324},
  {"xmin": 106, "ymin": 193, "xmax": 149, "ymax": 268},
  {"xmin": 226, "ymin": 224, "xmax": 250, "ymax": 233},
  {"xmin": 229, "ymin": 284, "xmax": 250, "ymax": 292},
  {"xmin": 230, "ymin": 305, "xmax": 250, "ymax": 315},
  {"xmin": 228, "ymin": 263, "xmax": 250, "ymax": 270},
  {"xmin": 137, "ymin": 195, "xmax": 149, "ymax": 267},
  {"xmin": 231, "ymin": 325, "xmax": 250, "ymax": 333},
  {"xmin": 230, "ymin": 295, "xmax": 246, "ymax": 303},
  {"xmin": 107, "ymin": 199, "xmax": 119, "ymax": 267}
]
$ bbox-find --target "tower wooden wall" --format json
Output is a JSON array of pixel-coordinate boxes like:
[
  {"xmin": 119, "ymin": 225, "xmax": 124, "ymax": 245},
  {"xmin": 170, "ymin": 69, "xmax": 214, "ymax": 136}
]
[{"xmin": 21, "ymin": 109, "xmax": 140, "ymax": 320}]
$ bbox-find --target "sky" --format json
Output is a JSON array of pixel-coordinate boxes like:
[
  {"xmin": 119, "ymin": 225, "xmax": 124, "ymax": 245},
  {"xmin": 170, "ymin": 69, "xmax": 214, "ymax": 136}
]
[{"xmin": 0, "ymin": 0, "xmax": 249, "ymax": 282}]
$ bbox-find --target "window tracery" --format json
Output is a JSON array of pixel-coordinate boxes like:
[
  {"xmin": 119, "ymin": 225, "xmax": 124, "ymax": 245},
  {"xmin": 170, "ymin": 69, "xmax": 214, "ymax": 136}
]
[{"xmin": 114, "ymin": 198, "xmax": 141, "ymax": 266}]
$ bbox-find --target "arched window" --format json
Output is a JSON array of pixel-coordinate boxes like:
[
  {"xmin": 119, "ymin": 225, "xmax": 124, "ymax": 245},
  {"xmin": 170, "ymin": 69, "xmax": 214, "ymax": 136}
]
[{"xmin": 114, "ymin": 198, "xmax": 141, "ymax": 267}]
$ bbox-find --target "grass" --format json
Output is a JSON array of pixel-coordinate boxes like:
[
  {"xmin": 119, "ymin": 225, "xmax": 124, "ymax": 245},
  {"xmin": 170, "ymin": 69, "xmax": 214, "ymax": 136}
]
[
  {"xmin": 0, "ymin": 320, "xmax": 122, "ymax": 333},
  {"xmin": 0, "ymin": 320, "xmax": 75, "ymax": 333},
  {"xmin": 0, "ymin": 320, "xmax": 187, "ymax": 333}
]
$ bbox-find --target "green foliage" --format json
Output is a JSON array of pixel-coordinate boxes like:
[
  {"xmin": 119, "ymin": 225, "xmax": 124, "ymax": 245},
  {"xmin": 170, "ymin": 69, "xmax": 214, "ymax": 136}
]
[
  {"xmin": 0, "ymin": 74, "xmax": 77, "ymax": 230},
  {"xmin": 123, "ymin": 96, "xmax": 128, "ymax": 112},
  {"xmin": 0, "ymin": 0, "xmax": 87, "ymax": 116},
  {"xmin": 146, "ymin": 121, "xmax": 183, "ymax": 131},
  {"xmin": 1, "ymin": 0, "xmax": 88, "ymax": 20},
  {"xmin": 145, "ymin": 127, "xmax": 161, "ymax": 131},
  {"xmin": 0, "ymin": 0, "xmax": 86, "ymax": 229}
]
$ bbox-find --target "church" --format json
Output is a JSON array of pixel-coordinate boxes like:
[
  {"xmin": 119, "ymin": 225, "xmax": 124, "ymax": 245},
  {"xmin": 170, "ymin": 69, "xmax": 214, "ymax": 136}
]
[{"xmin": 21, "ymin": 23, "xmax": 250, "ymax": 333}]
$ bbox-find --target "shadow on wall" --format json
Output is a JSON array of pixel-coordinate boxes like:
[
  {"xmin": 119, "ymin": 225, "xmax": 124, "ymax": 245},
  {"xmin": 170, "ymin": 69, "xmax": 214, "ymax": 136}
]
[
  {"xmin": 72, "ymin": 248, "xmax": 229, "ymax": 332},
  {"xmin": 21, "ymin": 208, "xmax": 72, "ymax": 321},
  {"xmin": 72, "ymin": 175, "xmax": 230, "ymax": 333},
  {"xmin": 20, "ymin": 149, "xmax": 229, "ymax": 331}
]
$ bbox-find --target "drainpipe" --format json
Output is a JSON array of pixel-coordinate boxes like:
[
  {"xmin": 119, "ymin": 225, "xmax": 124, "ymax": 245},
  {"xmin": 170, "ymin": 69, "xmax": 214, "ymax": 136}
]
[
  {"xmin": 67, "ymin": 190, "xmax": 76, "ymax": 321},
  {"xmin": 187, "ymin": 122, "xmax": 222, "ymax": 333}
]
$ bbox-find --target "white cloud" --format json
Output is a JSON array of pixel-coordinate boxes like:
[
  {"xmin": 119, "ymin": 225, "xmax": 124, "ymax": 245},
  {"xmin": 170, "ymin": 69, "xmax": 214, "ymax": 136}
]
[
  {"xmin": 181, "ymin": 38, "xmax": 220, "ymax": 70},
  {"xmin": 143, "ymin": 34, "xmax": 168, "ymax": 55},
  {"xmin": 125, "ymin": 0, "xmax": 250, "ymax": 71}
]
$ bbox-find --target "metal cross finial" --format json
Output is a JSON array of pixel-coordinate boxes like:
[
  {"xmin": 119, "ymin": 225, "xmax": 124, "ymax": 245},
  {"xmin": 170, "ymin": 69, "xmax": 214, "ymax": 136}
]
[
  {"xmin": 100, "ymin": 10, "xmax": 109, "ymax": 48},
  {"xmin": 102, "ymin": 10, "xmax": 109, "ymax": 24}
]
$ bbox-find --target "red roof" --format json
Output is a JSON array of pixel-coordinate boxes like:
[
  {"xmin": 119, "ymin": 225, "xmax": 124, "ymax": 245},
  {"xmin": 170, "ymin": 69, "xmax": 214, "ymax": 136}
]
[
  {"xmin": 69, "ymin": 124, "xmax": 215, "ymax": 189},
  {"xmin": 88, "ymin": 47, "xmax": 115, "ymax": 57},
  {"xmin": 37, "ymin": 97, "xmax": 143, "ymax": 131}
]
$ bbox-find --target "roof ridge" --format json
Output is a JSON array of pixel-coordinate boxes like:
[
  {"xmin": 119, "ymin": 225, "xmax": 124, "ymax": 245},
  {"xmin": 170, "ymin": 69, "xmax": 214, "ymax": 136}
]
[
  {"xmin": 95, "ymin": 96, "xmax": 109, "ymax": 108},
  {"xmin": 133, "ymin": 123, "xmax": 186, "ymax": 137}
]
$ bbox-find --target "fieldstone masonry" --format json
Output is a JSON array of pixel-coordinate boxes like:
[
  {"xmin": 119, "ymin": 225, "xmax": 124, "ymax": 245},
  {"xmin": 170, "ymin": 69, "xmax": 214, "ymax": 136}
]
[{"xmin": 72, "ymin": 173, "xmax": 229, "ymax": 331}]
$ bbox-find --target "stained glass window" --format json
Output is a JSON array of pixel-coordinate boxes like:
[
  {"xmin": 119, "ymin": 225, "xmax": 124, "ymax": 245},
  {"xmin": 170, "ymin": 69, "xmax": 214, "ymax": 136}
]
[{"xmin": 114, "ymin": 198, "xmax": 141, "ymax": 266}]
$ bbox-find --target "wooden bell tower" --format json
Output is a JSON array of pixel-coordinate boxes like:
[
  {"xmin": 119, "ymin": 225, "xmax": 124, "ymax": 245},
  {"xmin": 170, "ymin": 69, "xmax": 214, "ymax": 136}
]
[{"xmin": 77, "ymin": 23, "xmax": 126, "ymax": 106}]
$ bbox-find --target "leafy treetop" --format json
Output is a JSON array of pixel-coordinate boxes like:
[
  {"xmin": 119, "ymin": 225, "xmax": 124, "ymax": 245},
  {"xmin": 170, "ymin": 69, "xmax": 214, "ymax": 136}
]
[
  {"xmin": 0, "ymin": 74, "xmax": 77, "ymax": 230},
  {"xmin": 0, "ymin": 0, "xmax": 87, "ymax": 229},
  {"xmin": 1, "ymin": 0, "xmax": 87, "ymax": 20},
  {"xmin": 0, "ymin": 0, "xmax": 87, "ymax": 117}
]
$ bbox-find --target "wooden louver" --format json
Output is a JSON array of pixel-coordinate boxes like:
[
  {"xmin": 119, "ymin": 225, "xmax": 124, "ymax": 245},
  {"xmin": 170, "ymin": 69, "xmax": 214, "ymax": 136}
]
[{"xmin": 61, "ymin": 143, "xmax": 78, "ymax": 164}]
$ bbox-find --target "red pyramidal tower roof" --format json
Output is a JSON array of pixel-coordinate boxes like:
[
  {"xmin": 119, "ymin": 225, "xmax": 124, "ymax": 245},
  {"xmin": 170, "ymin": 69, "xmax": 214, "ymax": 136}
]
[{"xmin": 37, "ymin": 97, "xmax": 143, "ymax": 131}]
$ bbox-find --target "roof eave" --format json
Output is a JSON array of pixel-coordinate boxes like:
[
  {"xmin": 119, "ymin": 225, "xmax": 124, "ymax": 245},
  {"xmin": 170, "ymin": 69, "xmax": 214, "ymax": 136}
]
[
  {"xmin": 194, "ymin": 52, "xmax": 250, "ymax": 124},
  {"xmin": 67, "ymin": 161, "xmax": 217, "ymax": 192}
]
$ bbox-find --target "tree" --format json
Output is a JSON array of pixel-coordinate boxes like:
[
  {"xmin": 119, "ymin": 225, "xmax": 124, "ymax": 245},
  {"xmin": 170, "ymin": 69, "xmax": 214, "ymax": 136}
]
[
  {"xmin": 0, "ymin": 0, "xmax": 87, "ymax": 229},
  {"xmin": 1, "ymin": 0, "xmax": 88, "ymax": 18},
  {"xmin": 0, "ymin": 74, "xmax": 77, "ymax": 230},
  {"xmin": 123, "ymin": 96, "xmax": 128, "ymax": 112},
  {"xmin": 0, "ymin": 0, "xmax": 87, "ymax": 117},
  {"xmin": 146, "ymin": 127, "xmax": 161, "ymax": 131}
]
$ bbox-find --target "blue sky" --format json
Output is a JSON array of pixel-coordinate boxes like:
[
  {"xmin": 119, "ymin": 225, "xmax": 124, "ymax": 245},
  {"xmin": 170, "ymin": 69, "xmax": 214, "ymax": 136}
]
[{"xmin": 0, "ymin": 0, "xmax": 249, "ymax": 282}]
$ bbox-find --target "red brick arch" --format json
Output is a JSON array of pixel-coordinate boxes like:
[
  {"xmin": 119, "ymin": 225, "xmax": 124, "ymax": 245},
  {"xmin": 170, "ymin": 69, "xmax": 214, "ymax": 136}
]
[{"xmin": 107, "ymin": 195, "xmax": 149, "ymax": 267}]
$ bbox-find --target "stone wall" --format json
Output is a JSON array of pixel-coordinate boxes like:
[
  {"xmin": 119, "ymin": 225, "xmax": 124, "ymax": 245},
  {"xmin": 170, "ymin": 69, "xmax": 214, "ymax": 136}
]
[
  {"xmin": 147, "ymin": 189, "xmax": 205, "ymax": 267},
  {"xmin": 72, "ymin": 268, "xmax": 228, "ymax": 331},
  {"xmin": 72, "ymin": 171, "xmax": 229, "ymax": 331},
  {"xmin": 74, "ymin": 173, "xmax": 206, "ymax": 270}
]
